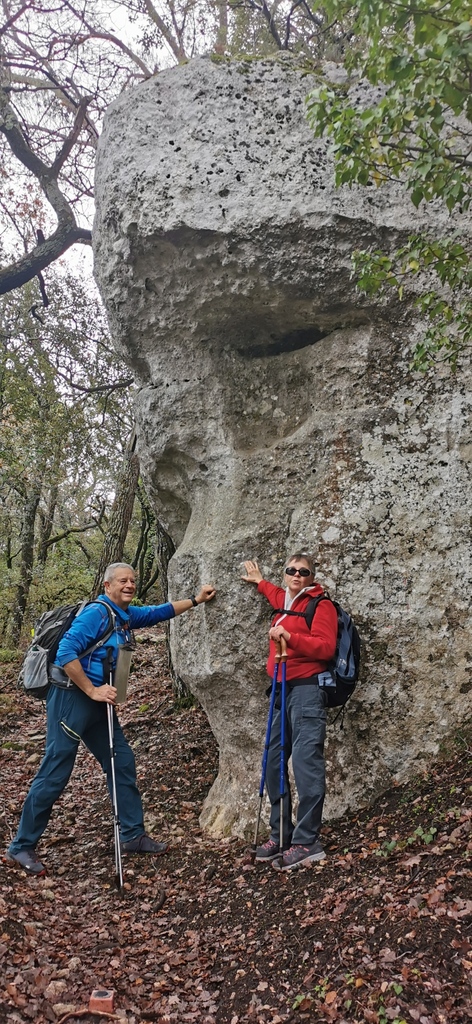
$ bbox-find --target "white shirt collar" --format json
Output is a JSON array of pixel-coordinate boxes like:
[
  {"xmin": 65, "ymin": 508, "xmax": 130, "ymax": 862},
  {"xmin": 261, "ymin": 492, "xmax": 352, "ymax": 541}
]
[{"xmin": 284, "ymin": 585, "xmax": 314, "ymax": 611}]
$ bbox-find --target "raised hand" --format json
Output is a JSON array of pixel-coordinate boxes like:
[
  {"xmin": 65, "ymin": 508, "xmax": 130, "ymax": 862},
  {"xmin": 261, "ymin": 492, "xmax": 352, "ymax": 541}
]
[{"xmin": 241, "ymin": 560, "xmax": 263, "ymax": 584}]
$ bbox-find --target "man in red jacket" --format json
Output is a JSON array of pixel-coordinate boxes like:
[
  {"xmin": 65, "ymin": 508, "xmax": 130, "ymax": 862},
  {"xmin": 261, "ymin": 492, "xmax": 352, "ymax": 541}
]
[{"xmin": 242, "ymin": 552, "xmax": 337, "ymax": 871}]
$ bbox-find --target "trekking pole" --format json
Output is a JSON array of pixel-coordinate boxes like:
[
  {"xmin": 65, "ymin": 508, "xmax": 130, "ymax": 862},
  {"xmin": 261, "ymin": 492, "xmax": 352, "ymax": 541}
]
[
  {"xmin": 249, "ymin": 640, "xmax": 281, "ymax": 863},
  {"xmin": 279, "ymin": 637, "xmax": 288, "ymax": 856},
  {"xmin": 105, "ymin": 647, "xmax": 123, "ymax": 891}
]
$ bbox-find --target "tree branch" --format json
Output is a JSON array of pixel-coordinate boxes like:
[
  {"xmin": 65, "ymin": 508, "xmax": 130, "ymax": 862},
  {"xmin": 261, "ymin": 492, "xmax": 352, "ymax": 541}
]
[
  {"xmin": 41, "ymin": 518, "xmax": 104, "ymax": 552},
  {"xmin": 51, "ymin": 94, "xmax": 91, "ymax": 174},
  {"xmin": 242, "ymin": 0, "xmax": 283, "ymax": 49},
  {"xmin": 52, "ymin": 367, "xmax": 135, "ymax": 395},
  {"xmin": 71, "ymin": 30, "xmax": 152, "ymax": 78},
  {"xmin": 0, "ymin": 83, "xmax": 92, "ymax": 294},
  {"xmin": 0, "ymin": 3, "xmax": 30, "ymax": 37},
  {"xmin": 143, "ymin": 0, "xmax": 187, "ymax": 62},
  {"xmin": 0, "ymin": 222, "xmax": 92, "ymax": 295}
]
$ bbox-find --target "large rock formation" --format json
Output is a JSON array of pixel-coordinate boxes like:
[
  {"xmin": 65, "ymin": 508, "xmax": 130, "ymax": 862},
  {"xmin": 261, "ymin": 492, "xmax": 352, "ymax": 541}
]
[{"xmin": 93, "ymin": 55, "xmax": 472, "ymax": 836}]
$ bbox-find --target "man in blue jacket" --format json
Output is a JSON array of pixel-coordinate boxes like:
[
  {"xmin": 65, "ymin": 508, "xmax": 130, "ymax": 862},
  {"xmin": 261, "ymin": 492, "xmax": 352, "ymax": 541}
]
[{"xmin": 7, "ymin": 563, "xmax": 216, "ymax": 876}]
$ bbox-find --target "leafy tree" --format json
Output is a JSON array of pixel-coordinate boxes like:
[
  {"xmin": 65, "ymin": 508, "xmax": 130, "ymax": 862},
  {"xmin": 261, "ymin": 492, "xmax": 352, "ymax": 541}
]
[
  {"xmin": 0, "ymin": 270, "xmax": 149, "ymax": 642},
  {"xmin": 306, "ymin": 0, "xmax": 472, "ymax": 368},
  {"xmin": 90, "ymin": 438, "xmax": 141, "ymax": 598}
]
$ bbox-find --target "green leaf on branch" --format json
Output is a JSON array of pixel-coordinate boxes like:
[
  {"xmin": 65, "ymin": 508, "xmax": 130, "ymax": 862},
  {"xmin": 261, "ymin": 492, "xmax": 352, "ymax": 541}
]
[{"xmin": 306, "ymin": 0, "xmax": 472, "ymax": 369}]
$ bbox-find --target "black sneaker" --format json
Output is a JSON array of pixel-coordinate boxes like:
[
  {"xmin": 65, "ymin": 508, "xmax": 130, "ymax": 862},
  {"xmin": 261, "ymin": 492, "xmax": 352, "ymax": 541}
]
[
  {"xmin": 255, "ymin": 838, "xmax": 281, "ymax": 862},
  {"xmin": 6, "ymin": 848, "xmax": 46, "ymax": 876},
  {"xmin": 121, "ymin": 834, "xmax": 168, "ymax": 855},
  {"xmin": 273, "ymin": 839, "xmax": 326, "ymax": 872}
]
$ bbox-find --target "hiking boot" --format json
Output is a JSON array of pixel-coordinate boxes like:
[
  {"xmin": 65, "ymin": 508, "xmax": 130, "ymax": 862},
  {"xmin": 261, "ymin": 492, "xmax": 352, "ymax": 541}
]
[
  {"xmin": 273, "ymin": 839, "xmax": 326, "ymax": 872},
  {"xmin": 121, "ymin": 834, "xmax": 168, "ymax": 855},
  {"xmin": 255, "ymin": 838, "xmax": 281, "ymax": 862},
  {"xmin": 6, "ymin": 848, "xmax": 46, "ymax": 876}
]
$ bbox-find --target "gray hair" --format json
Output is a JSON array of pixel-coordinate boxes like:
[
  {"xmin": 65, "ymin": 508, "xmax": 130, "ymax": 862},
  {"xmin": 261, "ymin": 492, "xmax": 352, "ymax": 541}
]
[
  {"xmin": 103, "ymin": 562, "xmax": 136, "ymax": 583},
  {"xmin": 286, "ymin": 551, "xmax": 315, "ymax": 575}
]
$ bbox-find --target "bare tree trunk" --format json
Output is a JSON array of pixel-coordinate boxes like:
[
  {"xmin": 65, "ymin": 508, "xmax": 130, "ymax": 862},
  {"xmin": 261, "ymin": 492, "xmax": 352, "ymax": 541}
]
[
  {"xmin": 214, "ymin": 0, "xmax": 228, "ymax": 53},
  {"xmin": 91, "ymin": 442, "xmax": 140, "ymax": 598},
  {"xmin": 37, "ymin": 442, "xmax": 63, "ymax": 563},
  {"xmin": 133, "ymin": 484, "xmax": 158, "ymax": 599},
  {"xmin": 7, "ymin": 480, "xmax": 42, "ymax": 644},
  {"xmin": 154, "ymin": 519, "xmax": 191, "ymax": 701},
  {"xmin": 155, "ymin": 519, "xmax": 174, "ymax": 601}
]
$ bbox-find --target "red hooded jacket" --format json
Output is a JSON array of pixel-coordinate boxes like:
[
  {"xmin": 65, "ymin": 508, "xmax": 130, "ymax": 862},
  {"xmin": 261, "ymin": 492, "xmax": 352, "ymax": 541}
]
[{"xmin": 258, "ymin": 579, "xmax": 338, "ymax": 681}]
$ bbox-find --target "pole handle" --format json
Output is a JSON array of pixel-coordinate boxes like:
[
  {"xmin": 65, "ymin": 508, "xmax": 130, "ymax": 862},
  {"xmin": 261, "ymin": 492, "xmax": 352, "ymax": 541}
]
[
  {"xmin": 280, "ymin": 636, "xmax": 287, "ymax": 661},
  {"xmin": 274, "ymin": 638, "xmax": 282, "ymax": 663}
]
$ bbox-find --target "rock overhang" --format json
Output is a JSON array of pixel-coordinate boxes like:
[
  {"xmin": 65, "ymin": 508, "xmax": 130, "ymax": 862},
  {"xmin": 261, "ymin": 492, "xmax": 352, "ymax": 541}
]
[{"xmin": 94, "ymin": 54, "xmax": 443, "ymax": 370}]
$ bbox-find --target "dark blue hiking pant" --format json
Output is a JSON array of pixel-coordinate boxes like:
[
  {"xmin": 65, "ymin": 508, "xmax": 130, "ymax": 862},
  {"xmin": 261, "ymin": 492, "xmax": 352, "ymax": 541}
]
[
  {"xmin": 8, "ymin": 685, "xmax": 144, "ymax": 854},
  {"xmin": 265, "ymin": 683, "xmax": 327, "ymax": 847}
]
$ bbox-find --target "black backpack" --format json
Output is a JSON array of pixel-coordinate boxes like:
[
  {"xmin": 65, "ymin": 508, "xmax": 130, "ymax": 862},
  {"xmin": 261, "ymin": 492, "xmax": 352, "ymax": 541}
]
[
  {"xmin": 275, "ymin": 594, "xmax": 361, "ymax": 708},
  {"xmin": 18, "ymin": 599, "xmax": 115, "ymax": 700}
]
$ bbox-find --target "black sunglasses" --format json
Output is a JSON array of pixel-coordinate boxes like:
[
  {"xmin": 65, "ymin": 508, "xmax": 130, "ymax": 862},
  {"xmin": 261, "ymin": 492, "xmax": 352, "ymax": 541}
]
[{"xmin": 285, "ymin": 566, "xmax": 312, "ymax": 577}]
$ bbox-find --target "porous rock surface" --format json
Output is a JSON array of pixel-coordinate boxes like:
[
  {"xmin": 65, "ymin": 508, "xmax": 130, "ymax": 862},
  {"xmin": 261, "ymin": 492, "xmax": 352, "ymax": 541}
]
[{"xmin": 94, "ymin": 55, "xmax": 472, "ymax": 836}]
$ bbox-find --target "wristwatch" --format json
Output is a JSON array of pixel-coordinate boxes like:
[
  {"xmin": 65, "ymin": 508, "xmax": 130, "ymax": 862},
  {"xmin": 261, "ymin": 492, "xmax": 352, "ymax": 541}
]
[{"xmin": 189, "ymin": 596, "xmax": 198, "ymax": 607}]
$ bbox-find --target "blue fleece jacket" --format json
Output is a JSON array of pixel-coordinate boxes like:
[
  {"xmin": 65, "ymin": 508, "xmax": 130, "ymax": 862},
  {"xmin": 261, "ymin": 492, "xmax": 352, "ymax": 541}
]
[{"xmin": 54, "ymin": 594, "xmax": 175, "ymax": 687}]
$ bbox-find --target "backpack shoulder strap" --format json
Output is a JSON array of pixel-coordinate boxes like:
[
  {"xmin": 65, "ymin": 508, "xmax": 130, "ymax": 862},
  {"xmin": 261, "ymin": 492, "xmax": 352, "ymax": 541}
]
[
  {"xmin": 273, "ymin": 592, "xmax": 331, "ymax": 629},
  {"xmin": 79, "ymin": 599, "xmax": 116, "ymax": 659},
  {"xmin": 304, "ymin": 593, "xmax": 331, "ymax": 631}
]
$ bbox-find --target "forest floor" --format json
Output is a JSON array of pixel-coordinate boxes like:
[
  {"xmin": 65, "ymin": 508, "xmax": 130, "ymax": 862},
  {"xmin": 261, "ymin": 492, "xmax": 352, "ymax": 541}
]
[{"xmin": 0, "ymin": 626, "xmax": 471, "ymax": 1024}]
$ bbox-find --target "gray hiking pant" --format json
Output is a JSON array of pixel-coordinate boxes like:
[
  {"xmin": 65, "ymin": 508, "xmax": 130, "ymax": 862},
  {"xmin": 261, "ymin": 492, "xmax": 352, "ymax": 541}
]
[{"xmin": 265, "ymin": 682, "xmax": 327, "ymax": 847}]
